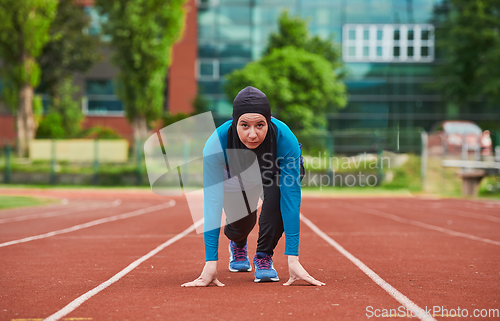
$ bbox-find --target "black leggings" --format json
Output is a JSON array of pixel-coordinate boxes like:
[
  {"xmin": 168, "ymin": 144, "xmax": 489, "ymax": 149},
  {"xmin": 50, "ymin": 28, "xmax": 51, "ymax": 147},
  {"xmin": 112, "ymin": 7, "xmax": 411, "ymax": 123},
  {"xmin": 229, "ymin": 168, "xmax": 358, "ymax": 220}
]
[{"xmin": 223, "ymin": 165, "xmax": 304, "ymax": 256}]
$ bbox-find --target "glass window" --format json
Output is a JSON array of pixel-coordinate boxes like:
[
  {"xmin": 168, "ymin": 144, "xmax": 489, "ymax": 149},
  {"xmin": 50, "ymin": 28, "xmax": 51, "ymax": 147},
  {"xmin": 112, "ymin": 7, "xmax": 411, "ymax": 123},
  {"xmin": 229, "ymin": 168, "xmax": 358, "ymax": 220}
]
[
  {"xmin": 218, "ymin": 25, "xmax": 251, "ymax": 41},
  {"xmin": 343, "ymin": 24, "xmax": 434, "ymax": 62},
  {"xmin": 348, "ymin": 29, "xmax": 356, "ymax": 40},
  {"xmin": 199, "ymin": 61, "xmax": 214, "ymax": 77},
  {"xmin": 86, "ymin": 80, "xmax": 114, "ymax": 95},
  {"xmin": 198, "ymin": 10, "xmax": 216, "ymax": 26},
  {"xmin": 393, "ymin": 46, "xmax": 400, "ymax": 57},
  {"xmin": 199, "ymin": 25, "xmax": 216, "ymax": 40},
  {"xmin": 253, "ymin": 6, "xmax": 285, "ymax": 24},
  {"xmin": 394, "ymin": 29, "xmax": 400, "ymax": 40},
  {"xmin": 377, "ymin": 29, "xmax": 383, "ymax": 40},
  {"xmin": 219, "ymin": 61, "xmax": 248, "ymax": 76},
  {"xmin": 421, "ymin": 29, "xmax": 430, "ymax": 40},
  {"xmin": 421, "ymin": 46, "xmax": 429, "ymax": 57},
  {"xmin": 253, "ymin": 26, "xmax": 276, "ymax": 44},
  {"xmin": 316, "ymin": 9, "xmax": 330, "ymax": 25},
  {"xmin": 198, "ymin": 80, "xmax": 221, "ymax": 95},
  {"xmin": 87, "ymin": 100, "xmax": 123, "ymax": 114},
  {"xmin": 218, "ymin": 6, "xmax": 251, "ymax": 25},
  {"xmin": 198, "ymin": 42, "xmax": 218, "ymax": 58},
  {"xmin": 220, "ymin": 0, "xmax": 251, "ymax": 4},
  {"xmin": 407, "ymin": 29, "xmax": 414, "ymax": 40},
  {"xmin": 219, "ymin": 43, "xmax": 252, "ymax": 58}
]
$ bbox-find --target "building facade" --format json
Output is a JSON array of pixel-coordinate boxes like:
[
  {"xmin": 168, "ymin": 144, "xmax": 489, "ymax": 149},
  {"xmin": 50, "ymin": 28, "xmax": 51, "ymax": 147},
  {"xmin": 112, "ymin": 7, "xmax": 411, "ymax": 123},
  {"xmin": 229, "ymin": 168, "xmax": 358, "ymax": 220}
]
[
  {"xmin": 0, "ymin": 0, "xmax": 198, "ymax": 143},
  {"xmin": 196, "ymin": 0, "xmax": 498, "ymax": 132}
]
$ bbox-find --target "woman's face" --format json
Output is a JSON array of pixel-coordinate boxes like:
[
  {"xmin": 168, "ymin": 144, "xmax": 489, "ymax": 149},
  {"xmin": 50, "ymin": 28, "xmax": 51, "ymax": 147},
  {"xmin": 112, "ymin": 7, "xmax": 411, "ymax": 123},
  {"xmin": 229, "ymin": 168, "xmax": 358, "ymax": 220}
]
[{"xmin": 236, "ymin": 113, "xmax": 268, "ymax": 149}]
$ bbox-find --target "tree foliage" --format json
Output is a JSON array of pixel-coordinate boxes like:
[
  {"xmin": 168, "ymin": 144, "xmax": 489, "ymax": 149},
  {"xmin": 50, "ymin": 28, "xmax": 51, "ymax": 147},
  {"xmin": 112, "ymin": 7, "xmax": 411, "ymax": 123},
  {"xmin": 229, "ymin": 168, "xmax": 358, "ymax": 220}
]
[
  {"xmin": 37, "ymin": 0, "xmax": 100, "ymax": 104},
  {"xmin": 264, "ymin": 10, "xmax": 345, "ymax": 76},
  {"xmin": 36, "ymin": 112, "xmax": 65, "ymax": 139},
  {"xmin": 433, "ymin": 0, "xmax": 500, "ymax": 108},
  {"xmin": 95, "ymin": 0, "xmax": 187, "ymax": 141},
  {"xmin": 225, "ymin": 46, "xmax": 347, "ymax": 131},
  {"xmin": 0, "ymin": 0, "xmax": 58, "ymax": 155},
  {"xmin": 225, "ymin": 12, "xmax": 347, "ymax": 132},
  {"xmin": 36, "ymin": 79, "xmax": 83, "ymax": 139}
]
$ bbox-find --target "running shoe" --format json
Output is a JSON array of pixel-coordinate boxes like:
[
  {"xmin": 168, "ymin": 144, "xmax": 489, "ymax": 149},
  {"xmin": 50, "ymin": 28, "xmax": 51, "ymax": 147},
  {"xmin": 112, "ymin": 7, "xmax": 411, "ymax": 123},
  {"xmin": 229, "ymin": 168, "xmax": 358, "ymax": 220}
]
[
  {"xmin": 253, "ymin": 252, "xmax": 279, "ymax": 282},
  {"xmin": 228, "ymin": 241, "xmax": 252, "ymax": 272}
]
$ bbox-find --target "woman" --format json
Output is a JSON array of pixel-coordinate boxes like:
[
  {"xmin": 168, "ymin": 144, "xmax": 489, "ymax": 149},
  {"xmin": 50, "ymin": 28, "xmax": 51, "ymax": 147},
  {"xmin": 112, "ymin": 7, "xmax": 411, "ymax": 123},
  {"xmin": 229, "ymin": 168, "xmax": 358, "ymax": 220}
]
[{"xmin": 182, "ymin": 86, "xmax": 324, "ymax": 287}]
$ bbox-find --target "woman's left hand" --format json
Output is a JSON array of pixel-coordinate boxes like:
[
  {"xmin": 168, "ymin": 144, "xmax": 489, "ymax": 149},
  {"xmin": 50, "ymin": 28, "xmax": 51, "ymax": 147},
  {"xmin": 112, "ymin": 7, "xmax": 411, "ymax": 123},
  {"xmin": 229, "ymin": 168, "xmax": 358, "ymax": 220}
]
[{"xmin": 283, "ymin": 256, "xmax": 325, "ymax": 286}]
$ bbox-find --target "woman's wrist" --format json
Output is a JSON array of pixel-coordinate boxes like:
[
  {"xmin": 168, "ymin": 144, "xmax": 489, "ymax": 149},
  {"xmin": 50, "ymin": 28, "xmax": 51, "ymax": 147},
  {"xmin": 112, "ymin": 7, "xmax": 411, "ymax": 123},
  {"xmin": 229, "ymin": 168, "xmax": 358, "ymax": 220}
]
[{"xmin": 288, "ymin": 255, "xmax": 299, "ymax": 263}]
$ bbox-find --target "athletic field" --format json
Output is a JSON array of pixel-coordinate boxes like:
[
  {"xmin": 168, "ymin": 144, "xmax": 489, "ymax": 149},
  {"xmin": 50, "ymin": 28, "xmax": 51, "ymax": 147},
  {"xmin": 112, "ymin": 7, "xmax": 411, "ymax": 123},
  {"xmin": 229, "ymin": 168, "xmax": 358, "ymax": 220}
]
[{"xmin": 0, "ymin": 188, "xmax": 499, "ymax": 320}]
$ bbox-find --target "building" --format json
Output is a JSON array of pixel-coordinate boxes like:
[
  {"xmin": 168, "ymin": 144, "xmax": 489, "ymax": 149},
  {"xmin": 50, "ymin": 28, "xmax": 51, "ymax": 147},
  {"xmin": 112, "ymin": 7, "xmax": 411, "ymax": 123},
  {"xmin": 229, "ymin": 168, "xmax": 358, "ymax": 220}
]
[
  {"xmin": 0, "ymin": 0, "xmax": 198, "ymax": 143},
  {"xmin": 197, "ymin": 0, "xmax": 499, "ymax": 133},
  {"xmin": 1, "ymin": 0, "xmax": 499, "ymax": 146}
]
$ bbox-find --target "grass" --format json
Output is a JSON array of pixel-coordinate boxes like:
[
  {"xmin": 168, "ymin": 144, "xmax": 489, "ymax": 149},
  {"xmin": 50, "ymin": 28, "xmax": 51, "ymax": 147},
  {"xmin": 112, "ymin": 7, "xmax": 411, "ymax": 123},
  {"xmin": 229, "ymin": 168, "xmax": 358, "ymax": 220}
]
[
  {"xmin": 0, "ymin": 159, "xmax": 144, "ymax": 175},
  {"xmin": 0, "ymin": 195, "xmax": 56, "ymax": 210}
]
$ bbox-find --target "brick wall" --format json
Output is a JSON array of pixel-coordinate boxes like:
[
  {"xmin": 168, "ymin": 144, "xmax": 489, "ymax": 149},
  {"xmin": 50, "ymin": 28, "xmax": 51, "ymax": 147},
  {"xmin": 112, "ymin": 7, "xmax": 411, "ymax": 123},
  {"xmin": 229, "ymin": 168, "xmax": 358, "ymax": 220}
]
[{"xmin": 167, "ymin": 0, "xmax": 198, "ymax": 114}]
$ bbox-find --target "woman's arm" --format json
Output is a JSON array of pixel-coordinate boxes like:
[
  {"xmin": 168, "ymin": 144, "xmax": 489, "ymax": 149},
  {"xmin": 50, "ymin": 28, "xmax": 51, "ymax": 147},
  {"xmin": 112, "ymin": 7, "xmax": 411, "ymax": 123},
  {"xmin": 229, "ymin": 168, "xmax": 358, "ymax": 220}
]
[
  {"xmin": 275, "ymin": 119, "xmax": 325, "ymax": 286},
  {"xmin": 182, "ymin": 129, "xmax": 226, "ymax": 287}
]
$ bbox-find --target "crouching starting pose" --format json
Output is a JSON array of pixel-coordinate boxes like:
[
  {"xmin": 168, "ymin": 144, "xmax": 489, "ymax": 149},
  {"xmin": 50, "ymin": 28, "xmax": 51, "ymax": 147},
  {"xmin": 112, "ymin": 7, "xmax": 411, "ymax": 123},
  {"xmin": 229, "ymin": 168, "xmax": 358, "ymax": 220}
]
[{"xmin": 181, "ymin": 86, "xmax": 324, "ymax": 287}]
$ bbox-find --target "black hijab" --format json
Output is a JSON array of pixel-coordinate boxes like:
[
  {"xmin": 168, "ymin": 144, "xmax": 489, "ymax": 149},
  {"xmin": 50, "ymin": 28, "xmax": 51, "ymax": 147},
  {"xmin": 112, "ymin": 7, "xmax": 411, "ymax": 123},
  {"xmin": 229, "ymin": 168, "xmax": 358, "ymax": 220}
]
[{"xmin": 227, "ymin": 86, "xmax": 278, "ymax": 183}]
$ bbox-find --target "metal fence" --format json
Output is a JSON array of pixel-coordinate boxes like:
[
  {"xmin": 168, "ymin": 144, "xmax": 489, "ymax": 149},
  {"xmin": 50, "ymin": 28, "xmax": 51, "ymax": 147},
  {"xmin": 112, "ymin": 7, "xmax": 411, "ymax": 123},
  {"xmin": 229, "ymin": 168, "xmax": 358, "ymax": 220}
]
[{"xmin": 0, "ymin": 128, "xmax": 469, "ymax": 190}]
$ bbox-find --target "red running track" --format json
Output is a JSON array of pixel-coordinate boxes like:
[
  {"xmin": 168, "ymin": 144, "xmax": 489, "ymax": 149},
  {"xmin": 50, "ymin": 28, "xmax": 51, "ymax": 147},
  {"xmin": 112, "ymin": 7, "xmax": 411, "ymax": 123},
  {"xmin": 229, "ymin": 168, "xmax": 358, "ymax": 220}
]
[{"xmin": 0, "ymin": 189, "xmax": 499, "ymax": 320}]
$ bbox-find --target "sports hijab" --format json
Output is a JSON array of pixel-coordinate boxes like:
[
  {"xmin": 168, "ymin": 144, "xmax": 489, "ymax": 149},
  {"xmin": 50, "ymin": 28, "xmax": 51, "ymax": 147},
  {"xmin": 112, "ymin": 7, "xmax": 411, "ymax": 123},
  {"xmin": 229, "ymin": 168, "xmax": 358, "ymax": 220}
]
[{"xmin": 227, "ymin": 86, "xmax": 278, "ymax": 183}]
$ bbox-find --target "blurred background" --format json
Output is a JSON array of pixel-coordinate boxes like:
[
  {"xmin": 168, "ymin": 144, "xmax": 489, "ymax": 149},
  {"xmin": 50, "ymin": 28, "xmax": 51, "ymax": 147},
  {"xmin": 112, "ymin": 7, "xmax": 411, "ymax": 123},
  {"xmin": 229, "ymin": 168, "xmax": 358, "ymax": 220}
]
[{"xmin": 0, "ymin": 0, "xmax": 498, "ymax": 198}]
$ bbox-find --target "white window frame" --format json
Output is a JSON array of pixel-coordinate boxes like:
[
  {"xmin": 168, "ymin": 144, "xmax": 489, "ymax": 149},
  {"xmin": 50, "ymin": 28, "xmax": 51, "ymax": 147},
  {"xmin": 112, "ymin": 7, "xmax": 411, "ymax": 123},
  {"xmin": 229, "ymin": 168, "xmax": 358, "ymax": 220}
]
[
  {"xmin": 197, "ymin": 59, "xmax": 220, "ymax": 81},
  {"xmin": 342, "ymin": 24, "xmax": 434, "ymax": 63}
]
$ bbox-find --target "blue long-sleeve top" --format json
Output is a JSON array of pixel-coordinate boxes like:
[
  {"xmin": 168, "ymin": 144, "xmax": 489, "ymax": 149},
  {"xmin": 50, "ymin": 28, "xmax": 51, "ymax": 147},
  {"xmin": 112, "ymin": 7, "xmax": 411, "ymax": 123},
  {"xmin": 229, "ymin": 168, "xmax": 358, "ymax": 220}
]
[{"xmin": 202, "ymin": 117, "xmax": 302, "ymax": 261}]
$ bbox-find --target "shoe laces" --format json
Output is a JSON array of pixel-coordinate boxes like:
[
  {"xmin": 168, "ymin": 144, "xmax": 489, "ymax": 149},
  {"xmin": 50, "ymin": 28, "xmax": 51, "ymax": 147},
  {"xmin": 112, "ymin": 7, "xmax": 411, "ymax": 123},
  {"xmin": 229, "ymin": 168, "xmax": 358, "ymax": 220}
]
[
  {"xmin": 231, "ymin": 243, "xmax": 247, "ymax": 261},
  {"xmin": 255, "ymin": 255, "xmax": 272, "ymax": 270}
]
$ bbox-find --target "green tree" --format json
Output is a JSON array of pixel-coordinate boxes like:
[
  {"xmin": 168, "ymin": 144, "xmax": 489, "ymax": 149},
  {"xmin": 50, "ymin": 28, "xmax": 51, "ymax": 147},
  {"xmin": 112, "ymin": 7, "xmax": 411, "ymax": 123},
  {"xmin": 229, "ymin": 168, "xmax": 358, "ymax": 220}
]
[
  {"xmin": 433, "ymin": 0, "xmax": 500, "ymax": 112},
  {"xmin": 36, "ymin": 112, "xmax": 65, "ymax": 139},
  {"xmin": 0, "ymin": 0, "xmax": 58, "ymax": 156},
  {"xmin": 225, "ymin": 46, "xmax": 347, "ymax": 131},
  {"xmin": 37, "ymin": 0, "xmax": 101, "ymax": 108},
  {"xmin": 35, "ymin": 79, "xmax": 83, "ymax": 139},
  {"xmin": 95, "ymin": 0, "xmax": 187, "ymax": 145},
  {"xmin": 264, "ymin": 10, "xmax": 345, "ymax": 77},
  {"xmin": 192, "ymin": 93, "xmax": 209, "ymax": 115}
]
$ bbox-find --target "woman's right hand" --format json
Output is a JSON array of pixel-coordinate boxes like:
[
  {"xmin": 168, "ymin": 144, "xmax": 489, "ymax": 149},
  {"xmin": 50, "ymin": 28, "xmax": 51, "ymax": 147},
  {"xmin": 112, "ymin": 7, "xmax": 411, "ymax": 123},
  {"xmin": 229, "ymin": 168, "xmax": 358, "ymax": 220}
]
[{"xmin": 181, "ymin": 261, "xmax": 225, "ymax": 287}]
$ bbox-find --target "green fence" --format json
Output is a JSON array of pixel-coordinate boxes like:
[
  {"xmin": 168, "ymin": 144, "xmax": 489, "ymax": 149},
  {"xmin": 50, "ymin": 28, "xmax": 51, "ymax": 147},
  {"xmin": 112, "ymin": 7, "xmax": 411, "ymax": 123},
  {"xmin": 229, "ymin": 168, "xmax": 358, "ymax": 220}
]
[
  {"xmin": 295, "ymin": 128, "xmax": 425, "ymax": 156},
  {"xmin": 0, "ymin": 128, "xmax": 460, "ymax": 190}
]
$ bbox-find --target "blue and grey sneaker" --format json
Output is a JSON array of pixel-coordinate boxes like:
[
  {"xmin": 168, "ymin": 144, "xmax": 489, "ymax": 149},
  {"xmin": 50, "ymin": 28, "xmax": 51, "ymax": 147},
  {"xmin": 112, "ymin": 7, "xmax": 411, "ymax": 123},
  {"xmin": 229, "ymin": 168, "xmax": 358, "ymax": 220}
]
[
  {"xmin": 253, "ymin": 252, "xmax": 279, "ymax": 282},
  {"xmin": 229, "ymin": 241, "xmax": 252, "ymax": 272}
]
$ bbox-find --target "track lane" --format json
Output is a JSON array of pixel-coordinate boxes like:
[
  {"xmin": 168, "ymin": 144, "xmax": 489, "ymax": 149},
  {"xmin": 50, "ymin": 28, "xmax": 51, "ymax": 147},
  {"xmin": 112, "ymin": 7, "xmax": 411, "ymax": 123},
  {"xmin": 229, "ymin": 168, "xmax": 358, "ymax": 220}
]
[
  {"xmin": 0, "ymin": 195, "xmax": 189, "ymax": 321},
  {"xmin": 301, "ymin": 197, "xmax": 500, "ymax": 320},
  {"xmin": 339, "ymin": 198, "xmax": 500, "ymax": 243},
  {"xmin": 2, "ymin": 192, "xmax": 499, "ymax": 320},
  {"xmin": 60, "ymin": 216, "xmax": 414, "ymax": 321}
]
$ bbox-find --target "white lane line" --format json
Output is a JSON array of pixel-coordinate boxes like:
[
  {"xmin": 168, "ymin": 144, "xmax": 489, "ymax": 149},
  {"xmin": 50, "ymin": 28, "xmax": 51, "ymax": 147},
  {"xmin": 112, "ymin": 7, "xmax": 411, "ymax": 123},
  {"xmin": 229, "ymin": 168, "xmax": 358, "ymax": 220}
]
[
  {"xmin": 0, "ymin": 200, "xmax": 175, "ymax": 248},
  {"xmin": 300, "ymin": 214, "xmax": 436, "ymax": 321},
  {"xmin": 336, "ymin": 201, "xmax": 500, "ymax": 246},
  {"xmin": 51, "ymin": 234, "xmax": 201, "ymax": 240},
  {"xmin": 44, "ymin": 218, "xmax": 203, "ymax": 321},
  {"xmin": 0, "ymin": 200, "xmax": 122, "ymax": 224},
  {"xmin": 384, "ymin": 199, "xmax": 500, "ymax": 224}
]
